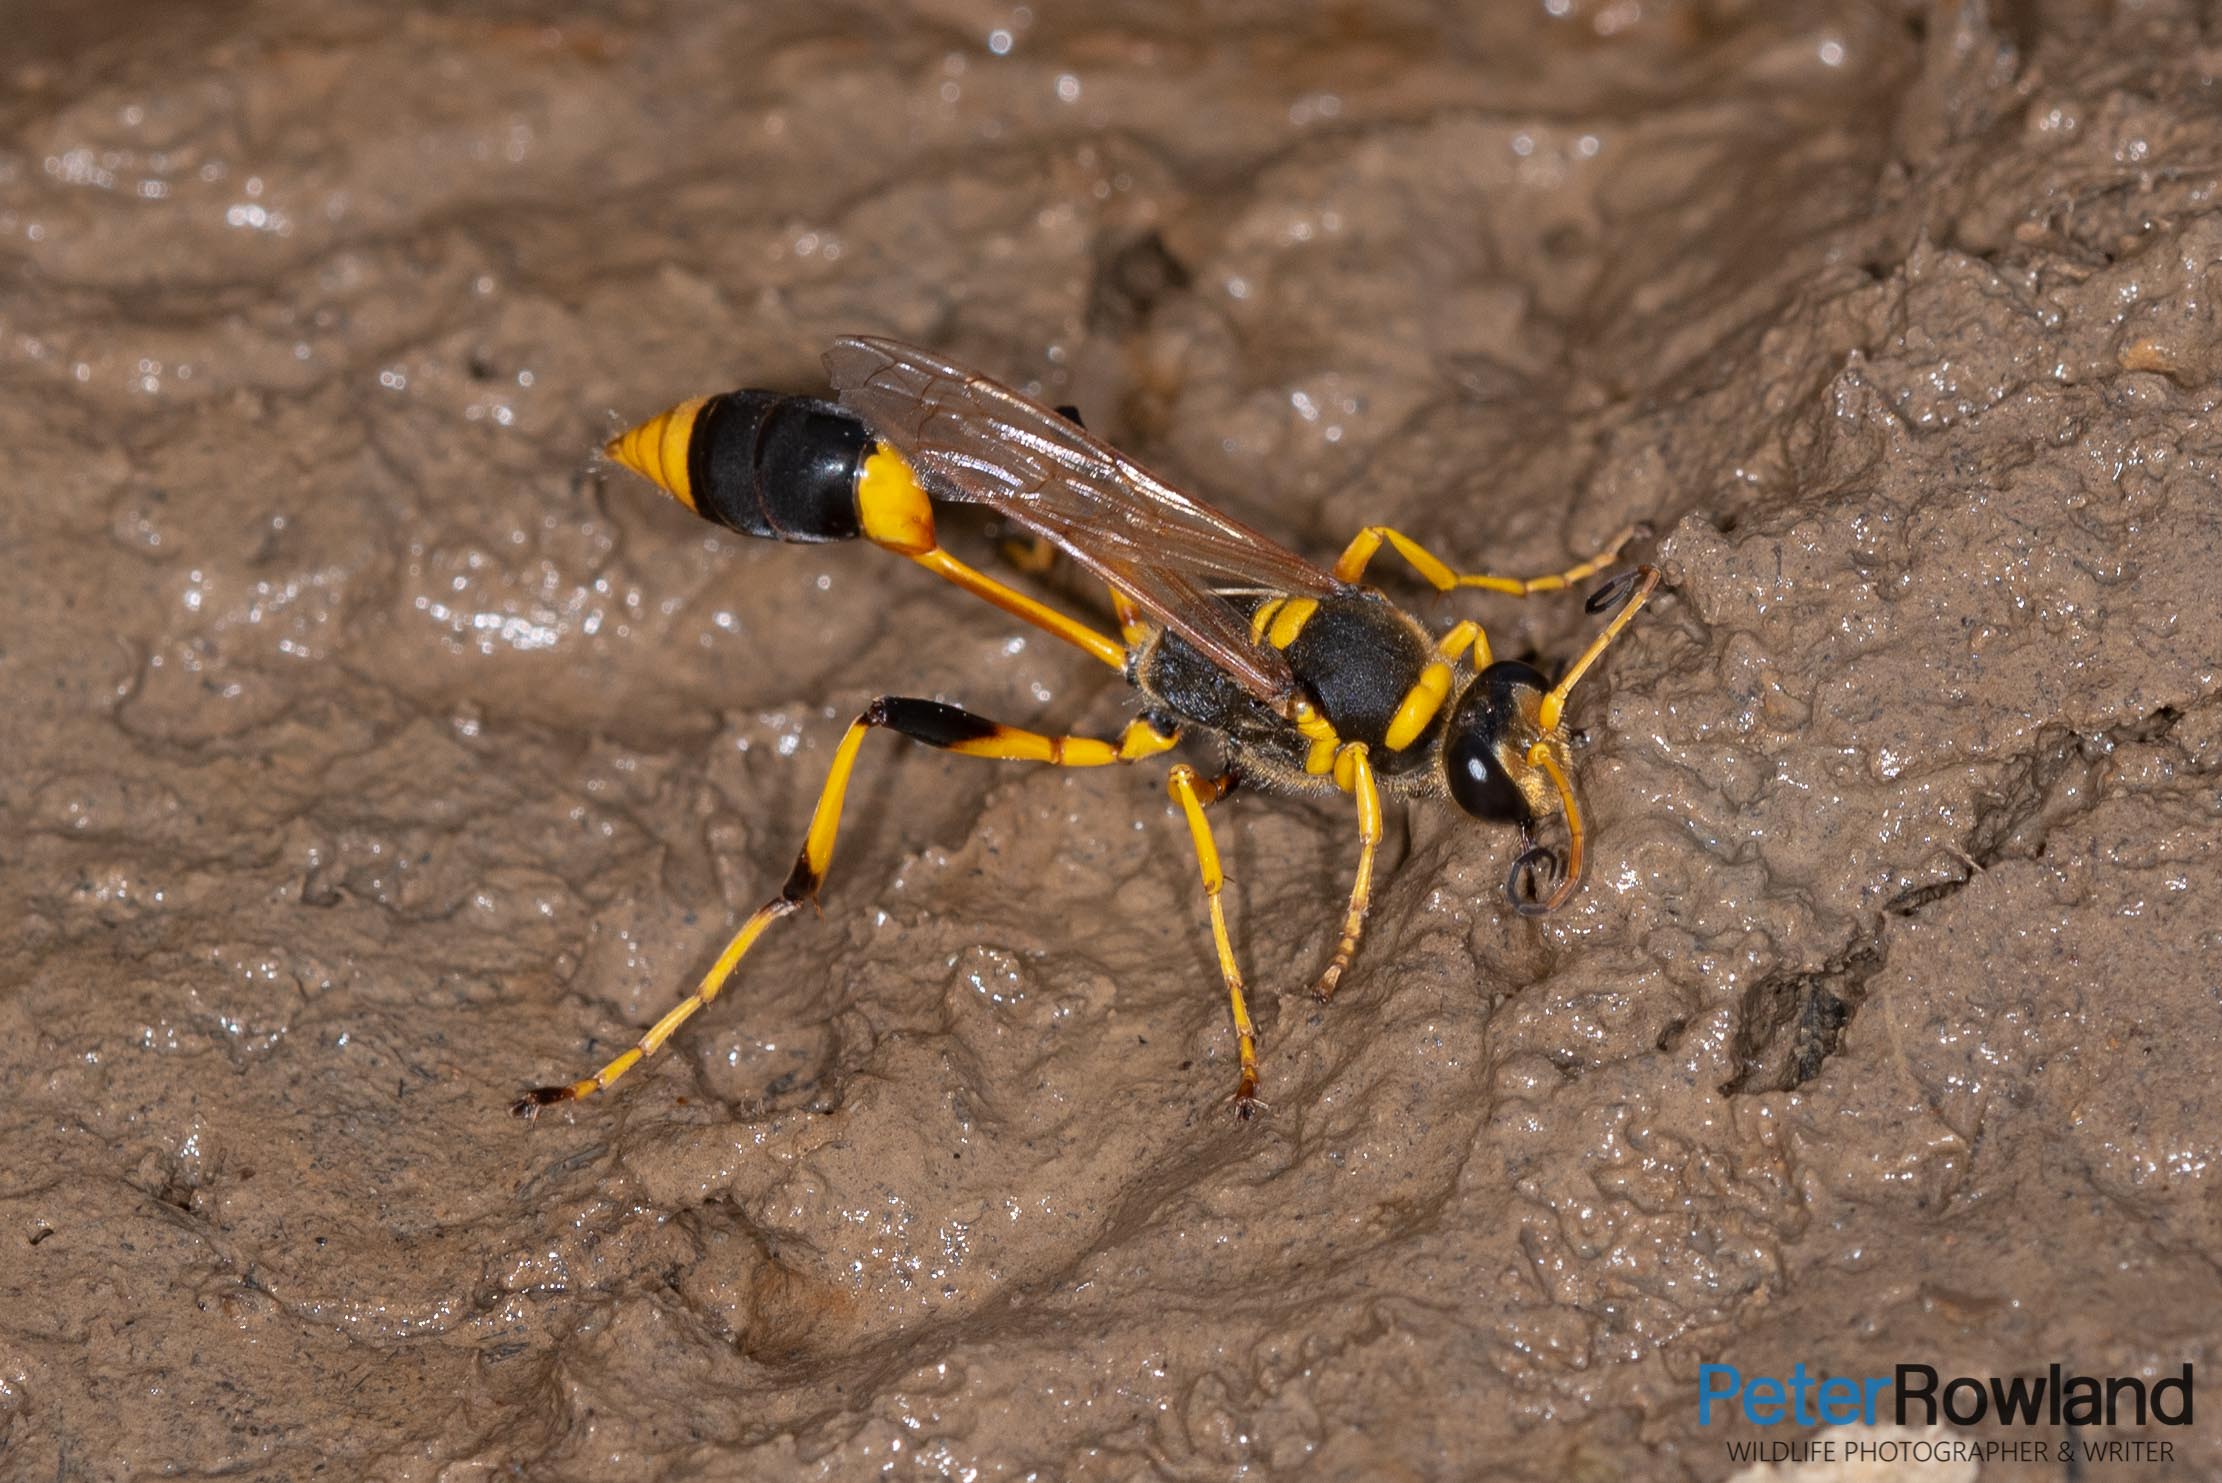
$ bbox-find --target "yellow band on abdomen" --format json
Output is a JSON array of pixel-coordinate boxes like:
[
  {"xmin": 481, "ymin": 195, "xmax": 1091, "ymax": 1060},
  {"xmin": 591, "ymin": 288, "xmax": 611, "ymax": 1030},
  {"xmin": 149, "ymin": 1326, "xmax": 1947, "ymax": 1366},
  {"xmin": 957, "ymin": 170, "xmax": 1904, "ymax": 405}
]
[{"xmin": 604, "ymin": 396, "xmax": 708, "ymax": 512}]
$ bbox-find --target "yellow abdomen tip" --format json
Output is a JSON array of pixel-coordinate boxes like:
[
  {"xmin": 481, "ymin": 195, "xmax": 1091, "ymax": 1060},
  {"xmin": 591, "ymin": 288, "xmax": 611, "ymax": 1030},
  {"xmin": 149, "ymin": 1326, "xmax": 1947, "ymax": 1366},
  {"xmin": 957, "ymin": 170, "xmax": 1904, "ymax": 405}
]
[{"xmin": 604, "ymin": 396, "xmax": 708, "ymax": 512}]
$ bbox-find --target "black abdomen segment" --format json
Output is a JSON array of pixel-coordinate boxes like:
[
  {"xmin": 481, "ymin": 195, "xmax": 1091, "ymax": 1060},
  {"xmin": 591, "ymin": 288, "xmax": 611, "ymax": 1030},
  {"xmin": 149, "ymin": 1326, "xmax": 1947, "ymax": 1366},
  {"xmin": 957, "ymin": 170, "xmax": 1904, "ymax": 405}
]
[{"xmin": 689, "ymin": 392, "xmax": 869, "ymax": 543}]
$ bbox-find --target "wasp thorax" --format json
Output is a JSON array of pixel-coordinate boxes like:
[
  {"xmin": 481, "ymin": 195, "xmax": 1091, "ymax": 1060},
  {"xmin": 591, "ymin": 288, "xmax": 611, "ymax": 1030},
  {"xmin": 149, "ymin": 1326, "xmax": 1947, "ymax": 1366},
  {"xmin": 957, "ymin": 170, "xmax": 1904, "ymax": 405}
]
[{"xmin": 1443, "ymin": 660, "xmax": 1562, "ymax": 823}]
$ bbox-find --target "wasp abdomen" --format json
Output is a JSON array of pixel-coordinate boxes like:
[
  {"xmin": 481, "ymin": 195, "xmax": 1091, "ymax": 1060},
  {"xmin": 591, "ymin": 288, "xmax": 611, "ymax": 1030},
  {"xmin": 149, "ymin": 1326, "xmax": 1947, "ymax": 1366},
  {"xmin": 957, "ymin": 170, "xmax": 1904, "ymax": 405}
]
[
  {"xmin": 690, "ymin": 392, "xmax": 869, "ymax": 542},
  {"xmin": 693, "ymin": 393, "xmax": 866, "ymax": 544},
  {"xmin": 606, "ymin": 391, "xmax": 870, "ymax": 543}
]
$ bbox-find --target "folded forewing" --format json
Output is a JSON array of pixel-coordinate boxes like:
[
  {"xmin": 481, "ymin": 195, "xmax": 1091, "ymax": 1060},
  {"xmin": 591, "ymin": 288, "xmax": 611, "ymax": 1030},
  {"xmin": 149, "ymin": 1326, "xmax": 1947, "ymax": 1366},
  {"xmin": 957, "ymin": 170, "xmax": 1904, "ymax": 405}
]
[{"xmin": 827, "ymin": 335, "xmax": 1345, "ymax": 710}]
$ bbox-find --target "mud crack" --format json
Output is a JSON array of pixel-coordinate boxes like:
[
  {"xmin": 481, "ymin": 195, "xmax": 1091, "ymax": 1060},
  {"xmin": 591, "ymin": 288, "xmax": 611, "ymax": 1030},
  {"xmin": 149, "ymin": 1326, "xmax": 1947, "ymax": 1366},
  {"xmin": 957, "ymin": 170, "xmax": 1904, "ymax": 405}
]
[
  {"xmin": 1720, "ymin": 704, "xmax": 2189, "ymax": 1096},
  {"xmin": 1720, "ymin": 943, "xmax": 1883, "ymax": 1096}
]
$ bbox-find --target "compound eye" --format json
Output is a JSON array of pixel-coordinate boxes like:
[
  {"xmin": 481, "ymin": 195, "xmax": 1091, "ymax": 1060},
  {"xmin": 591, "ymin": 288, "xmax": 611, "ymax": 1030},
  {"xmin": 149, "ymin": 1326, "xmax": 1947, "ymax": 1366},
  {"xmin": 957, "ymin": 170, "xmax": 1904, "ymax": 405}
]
[{"xmin": 1445, "ymin": 727, "xmax": 1528, "ymax": 823}]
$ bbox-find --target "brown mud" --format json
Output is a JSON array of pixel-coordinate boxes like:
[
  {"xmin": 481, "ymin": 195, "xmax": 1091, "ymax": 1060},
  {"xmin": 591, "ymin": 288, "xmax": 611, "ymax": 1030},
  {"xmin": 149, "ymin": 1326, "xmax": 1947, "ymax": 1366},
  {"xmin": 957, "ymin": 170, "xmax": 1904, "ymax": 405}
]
[{"xmin": 3, "ymin": 2, "xmax": 2219, "ymax": 1478}]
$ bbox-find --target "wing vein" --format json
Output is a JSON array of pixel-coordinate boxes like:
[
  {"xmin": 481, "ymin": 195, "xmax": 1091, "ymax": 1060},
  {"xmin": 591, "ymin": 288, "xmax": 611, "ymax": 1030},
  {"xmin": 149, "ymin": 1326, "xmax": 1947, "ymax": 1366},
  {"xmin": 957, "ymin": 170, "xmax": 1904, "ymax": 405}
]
[{"xmin": 826, "ymin": 336, "xmax": 1345, "ymax": 708}]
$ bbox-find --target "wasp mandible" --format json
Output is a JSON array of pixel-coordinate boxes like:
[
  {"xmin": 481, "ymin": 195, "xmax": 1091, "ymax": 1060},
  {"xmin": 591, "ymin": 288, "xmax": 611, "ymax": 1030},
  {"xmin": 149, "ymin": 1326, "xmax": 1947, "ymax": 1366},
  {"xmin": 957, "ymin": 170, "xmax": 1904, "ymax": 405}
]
[{"xmin": 518, "ymin": 337, "xmax": 1658, "ymax": 1118}]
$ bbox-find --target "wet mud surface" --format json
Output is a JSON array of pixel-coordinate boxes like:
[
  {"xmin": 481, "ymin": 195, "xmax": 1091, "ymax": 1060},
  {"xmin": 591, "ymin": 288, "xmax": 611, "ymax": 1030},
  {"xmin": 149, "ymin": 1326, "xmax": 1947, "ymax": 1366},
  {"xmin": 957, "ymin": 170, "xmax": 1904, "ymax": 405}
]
[{"xmin": 4, "ymin": 2, "xmax": 2219, "ymax": 1478}]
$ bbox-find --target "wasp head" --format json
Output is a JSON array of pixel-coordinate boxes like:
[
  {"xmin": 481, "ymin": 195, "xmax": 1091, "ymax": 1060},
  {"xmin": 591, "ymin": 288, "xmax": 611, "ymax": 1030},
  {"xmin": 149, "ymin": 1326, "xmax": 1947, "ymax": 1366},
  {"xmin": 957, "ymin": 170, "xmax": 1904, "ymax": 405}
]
[{"xmin": 1441, "ymin": 659, "xmax": 1586, "ymax": 917}]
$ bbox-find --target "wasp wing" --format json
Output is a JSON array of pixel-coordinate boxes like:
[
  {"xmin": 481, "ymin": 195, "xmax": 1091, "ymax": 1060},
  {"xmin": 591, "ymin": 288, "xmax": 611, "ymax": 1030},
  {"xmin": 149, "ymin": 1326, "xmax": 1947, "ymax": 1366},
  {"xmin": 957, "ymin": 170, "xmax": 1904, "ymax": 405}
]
[{"xmin": 826, "ymin": 335, "xmax": 1345, "ymax": 710}]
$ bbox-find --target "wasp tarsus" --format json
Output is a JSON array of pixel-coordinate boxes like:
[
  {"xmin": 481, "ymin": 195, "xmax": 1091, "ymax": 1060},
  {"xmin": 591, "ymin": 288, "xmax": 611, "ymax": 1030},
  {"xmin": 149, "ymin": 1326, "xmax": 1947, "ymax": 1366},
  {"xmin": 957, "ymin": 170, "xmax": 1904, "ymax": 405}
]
[{"xmin": 511, "ymin": 1085, "xmax": 570, "ymax": 1118}]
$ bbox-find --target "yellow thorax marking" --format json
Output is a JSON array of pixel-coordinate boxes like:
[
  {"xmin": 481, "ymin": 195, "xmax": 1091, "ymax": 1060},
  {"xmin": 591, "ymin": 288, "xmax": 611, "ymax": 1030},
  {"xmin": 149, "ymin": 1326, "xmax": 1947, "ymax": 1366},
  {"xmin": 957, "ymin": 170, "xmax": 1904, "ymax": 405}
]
[
  {"xmin": 856, "ymin": 444, "xmax": 935, "ymax": 555},
  {"xmin": 1383, "ymin": 660, "xmax": 1454, "ymax": 752},
  {"xmin": 1267, "ymin": 597, "xmax": 1317, "ymax": 649},
  {"xmin": 1250, "ymin": 595, "xmax": 1319, "ymax": 650},
  {"xmin": 1292, "ymin": 700, "xmax": 1340, "ymax": 775},
  {"xmin": 1249, "ymin": 597, "xmax": 1282, "ymax": 644}
]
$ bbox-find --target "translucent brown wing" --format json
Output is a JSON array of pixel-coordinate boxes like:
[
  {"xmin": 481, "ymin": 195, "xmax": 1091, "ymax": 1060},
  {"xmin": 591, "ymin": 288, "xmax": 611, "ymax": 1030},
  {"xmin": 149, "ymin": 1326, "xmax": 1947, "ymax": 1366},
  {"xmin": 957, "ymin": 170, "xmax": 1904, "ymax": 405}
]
[{"xmin": 825, "ymin": 335, "xmax": 1345, "ymax": 710}]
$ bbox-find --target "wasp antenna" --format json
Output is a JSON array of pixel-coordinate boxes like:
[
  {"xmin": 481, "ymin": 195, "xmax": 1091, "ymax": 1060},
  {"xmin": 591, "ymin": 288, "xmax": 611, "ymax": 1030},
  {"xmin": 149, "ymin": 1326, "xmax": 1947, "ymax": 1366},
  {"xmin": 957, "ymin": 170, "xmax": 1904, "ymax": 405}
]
[
  {"xmin": 1507, "ymin": 844, "xmax": 1560, "ymax": 916},
  {"xmin": 1541, "ymin": 565, "xmax": 1661, "ymax": 732},
  {"xmin": 1585, "ymin": 565, "xmax": 1649, "ymax": 615},
  {"xmin": 1509, "ymin": 744, "xmax": 1587, "ymax": 917}
]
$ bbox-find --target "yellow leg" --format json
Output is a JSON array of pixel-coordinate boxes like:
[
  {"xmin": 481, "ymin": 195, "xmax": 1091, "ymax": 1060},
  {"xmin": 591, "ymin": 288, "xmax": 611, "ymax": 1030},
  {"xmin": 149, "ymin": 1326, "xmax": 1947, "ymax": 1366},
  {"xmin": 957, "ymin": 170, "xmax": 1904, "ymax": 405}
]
[
  {"xmin": 906, "ymin": 548, "xmax": 1130, "ymax": 672},
  {"xmin": 1514, "ymin": 744, "xmax": 1586, "ymax": 918},
  {"xmin": 1168, "ymin": 763, "xmax": 1261, "ymax": 1117},
  {"xmin": 1335, "ymin": 523, "xmax": 1639, "ymax": 595},
  {"xmin": 1109, "ymin": 588, "xmax": 1152, "ymax": 648},
  {"xmin": 515, "ymin": 701, "xmax": 1178, "ymax": 1115},
  {"xmin": 854, "ymin": 445, "xmax": 1131, "ymax": 673},
  {"xmin": 1434, "ymin": 618, "xmax": 1491, "ymax": 668},
  {"xmin": 999, "ymin": 532, "xmax": 1060, "ymax": 574},
  {"xmin": 1315, "ymin": 744, "xmax": 1382, "ymax": 1003}
]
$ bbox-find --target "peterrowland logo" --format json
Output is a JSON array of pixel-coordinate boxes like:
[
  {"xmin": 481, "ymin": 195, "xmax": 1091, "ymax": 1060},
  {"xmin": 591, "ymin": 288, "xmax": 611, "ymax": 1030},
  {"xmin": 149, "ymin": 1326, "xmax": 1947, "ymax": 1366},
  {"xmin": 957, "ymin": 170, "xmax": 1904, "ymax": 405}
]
[{"xmin": 1701, "ymin": 1363, "xmax": 2193, "ymax": 1468}]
